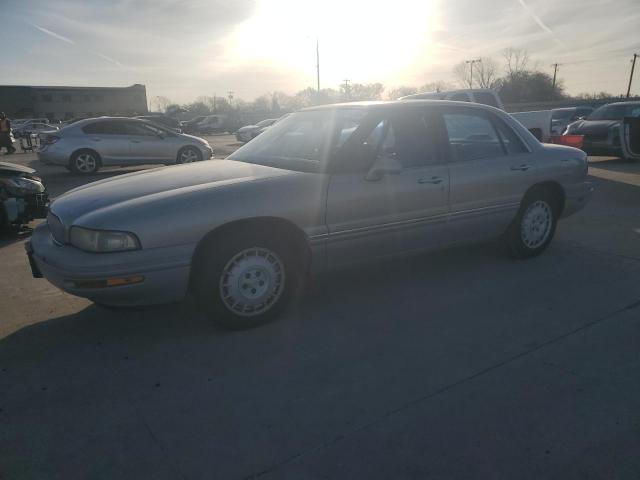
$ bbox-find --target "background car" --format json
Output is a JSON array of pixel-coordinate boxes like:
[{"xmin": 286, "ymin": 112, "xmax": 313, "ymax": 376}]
[
  {"xmin": 235, "ymin": 118, "xmax": 279, "ymax": 142},
  {"xmin": 38, "ymin": 117, "xmax": 213, "ymax": 174},
  {"xmin": 13, "ymin": 121, "xmax": 59, "ymax": 138},
  {"xmin": 180, "ymin": 116, "xmax": 207, "ymax": 134},
  {"xmin": 28, "ymin": 101, "xmax": 591, "ymax": 330},
  {"xmin": 564, "ymin": 101, "xmax": 640, "ymax": 156},
  {"xmin": 551, "ymin": 106, "xmax": 594, "ymax": 135},
  {"xmin": 135, "ymin": 115, "xmax": 182, "ymax": 132}
]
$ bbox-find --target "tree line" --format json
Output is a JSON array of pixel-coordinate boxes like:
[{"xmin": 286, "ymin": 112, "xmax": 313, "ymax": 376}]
[{"xmin": 152, "ymin": 48, "xmax": 622, "ymax": 116}]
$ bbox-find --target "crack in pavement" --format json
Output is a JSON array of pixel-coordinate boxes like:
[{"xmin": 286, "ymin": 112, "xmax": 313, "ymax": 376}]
[
  {"xmin": 243, "ymin": 297, "xmax": 640, "ymax": 479},
  {"xmin": 138, "ymin": 406, "xmax": 189, "ymax": 480}
]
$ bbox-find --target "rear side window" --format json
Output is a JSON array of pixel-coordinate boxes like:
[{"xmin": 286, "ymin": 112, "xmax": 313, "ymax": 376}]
[
  {"xmin": 82, "ymin": 121, "xmax": 125, "ymax": 135},
  {"xmin": 443, "ymin": 111, "xmax": 504, "ymax": 161},
  {"xmin": 493, "ymin": 118, "xmax": 528, "ymax": 155},
  {"xmin": 473, "ymin": 92, "xmax": 500, "ymax": 108}
]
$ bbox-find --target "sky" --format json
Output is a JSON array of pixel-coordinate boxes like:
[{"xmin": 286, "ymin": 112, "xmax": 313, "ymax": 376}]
[{"xmin": 3, "ymin": 0, "xmax": 640, "ymax": 105}]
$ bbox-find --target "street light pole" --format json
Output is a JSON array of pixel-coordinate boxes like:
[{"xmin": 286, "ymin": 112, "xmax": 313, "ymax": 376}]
[
  {"xmin": 316, "ymin": 37, "xmax": 320, "ymax": 93},
  {"xmin": 627, "ymin": 53, "xmax": 638, "ymax": 98},
  {"xmin": 465, "ymin": 58, "xmax": 481, "ymax": 89}
]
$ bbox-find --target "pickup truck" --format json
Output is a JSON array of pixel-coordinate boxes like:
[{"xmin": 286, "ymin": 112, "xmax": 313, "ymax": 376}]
[{"xmin": 400, "ymin": 89, "xmax": 552, "ymax": 142}]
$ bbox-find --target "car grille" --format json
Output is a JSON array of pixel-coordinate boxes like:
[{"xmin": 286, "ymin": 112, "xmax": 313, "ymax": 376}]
[{"xmin": 47, "ymin": 212, "xmax": 66, "ymax": 244}]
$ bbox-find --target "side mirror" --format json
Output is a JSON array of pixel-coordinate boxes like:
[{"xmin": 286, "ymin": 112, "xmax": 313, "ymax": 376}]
[{"xmin": 365, "ymin": 154, "xmax": 402, "ymax": 181}]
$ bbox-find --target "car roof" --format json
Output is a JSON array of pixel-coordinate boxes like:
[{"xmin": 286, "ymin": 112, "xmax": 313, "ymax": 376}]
[
  {"xmin": 603, "ymin": 101, "xmax": 640, "ymax": 107},
  {"xmin": 302, "ymin": 99, "xmax": 500, "ymax": 112}
]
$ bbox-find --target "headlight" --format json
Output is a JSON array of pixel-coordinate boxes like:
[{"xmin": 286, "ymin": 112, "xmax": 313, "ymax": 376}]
[
  {"xmin": 0, "ymin": 176, "xmax": 45, "ymax": 194},
  {"xmin": 70, "ymin": 226, "xmax": 140, "ymax": 253}
]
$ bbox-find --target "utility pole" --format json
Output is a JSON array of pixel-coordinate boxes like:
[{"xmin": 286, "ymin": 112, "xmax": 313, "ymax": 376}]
[
  {"xmin": 551, "ymin": 63, "xmax": 560, "ymax": 90},
  {"xmin": 627, "ymin": 53, "xmax": 638, "ymax": 98},
  {"xmin": 316, "ymin": 37, "xmax": 320, "ymax": 93},
  {"xmin": 465, "ymin": 58, "xmax": 481, "ymax": 89},
  {"xmin": 213, "ymin": 94, "xmax": 217, "ymax": 112},
  {"xmin": 342, "ymin": 79, "xmax": 351, "ymax": 100}
]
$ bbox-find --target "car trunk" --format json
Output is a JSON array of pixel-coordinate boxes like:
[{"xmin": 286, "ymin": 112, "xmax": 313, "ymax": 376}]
[{"xmin": 621, "ymin": 116, "xmax": 640, "ymax": 160}]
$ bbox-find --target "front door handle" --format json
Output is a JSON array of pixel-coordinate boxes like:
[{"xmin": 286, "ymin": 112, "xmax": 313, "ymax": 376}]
[
  {"xmin": 418, "ymin": 176, "xmax": 443, "ymax": 184},
  {"xmin": 131, "ymin": 139, "xmax": 141, "ymax": 143},
  {"xmin": 510, "ymin": 164, "xmax": 532, "ymax": 171}
]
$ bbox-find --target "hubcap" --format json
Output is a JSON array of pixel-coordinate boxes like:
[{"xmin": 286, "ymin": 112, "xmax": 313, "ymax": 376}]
[
  {"xmin": 521, "ymin": 200, "xmax": 553, "ymax": 249},
  {"xmin": 76, "ymin": 153, "xmax": 96, "ymax": 173},
  {"xmin": 219, "ymin": 247, "xmax": 285, "ymax": 317},
  {"xmin": 180, "ymin": 148, "xmax": 198, "ymax": 163}
]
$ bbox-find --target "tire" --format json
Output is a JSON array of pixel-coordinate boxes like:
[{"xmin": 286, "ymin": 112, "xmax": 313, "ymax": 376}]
[
  {"xmin": 194, "ymin": 230, "xmax": 301, "ymax": 330},
  {"xmin": 177, "ymin": 146, "xmax": 202, "ymax": 164},
  {"xmin": 69, "ymin": 150, "xmax": 100, "ymax": 174},
  {"xmin": 505, "ymin": 187, "xmax": 559, "ymax": 258}
]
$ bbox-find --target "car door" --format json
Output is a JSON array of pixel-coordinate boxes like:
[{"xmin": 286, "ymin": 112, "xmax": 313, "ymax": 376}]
[
  {"xmin": 81, "ymin": 120, "xmax": 131, "ymax": 165},
  {"xmin": 123, "ymin": 121, "xmax": 173, "ymax": 164},
  {"xmin": 325, "ymin": 108, "xmax": 450, "ymax": 266},
  {"xmin": 438, "ymin": 106, "xmax": 536, "ymax": 241}
]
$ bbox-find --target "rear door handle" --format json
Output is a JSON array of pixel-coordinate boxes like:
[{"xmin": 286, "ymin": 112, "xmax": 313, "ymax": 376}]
[
  {"xmin": 90, "ymin": 137, "xmax": 101, "ymax": 142},
  {"xmin": 418, "ymin": 176, "xmax": 443, "ymax": 184},
  {"xmin": 510, "ymin": 164, "xmax": 531, "ymax": 171}
]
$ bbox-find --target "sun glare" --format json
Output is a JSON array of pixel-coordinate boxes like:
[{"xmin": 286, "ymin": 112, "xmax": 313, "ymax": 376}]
[{"xmin": 223, "ymin": 0, "xmax": 438, "ymax": 89}]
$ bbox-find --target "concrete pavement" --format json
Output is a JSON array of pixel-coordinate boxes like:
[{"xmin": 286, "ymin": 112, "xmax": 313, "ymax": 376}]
[{"xmin": 1, "ymin": 155, "xmax": 639, "ymax": 479}]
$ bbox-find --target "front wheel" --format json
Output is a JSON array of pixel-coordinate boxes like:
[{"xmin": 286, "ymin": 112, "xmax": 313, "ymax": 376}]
[
  {"xmin": 177, "ymin": 146, "xmax": 202, "ymax": 164},
  {"xmin": 505, "ymin": 188, "xmax": 558, "ymax": 258},
  {"xmin": 194, "ymin": 233, "xmax": 299, "ymax": 330}
]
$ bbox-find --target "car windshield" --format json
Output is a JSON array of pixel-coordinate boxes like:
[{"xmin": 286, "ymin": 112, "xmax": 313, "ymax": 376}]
[
  {"xmin": 229, "ymin": 109, "xmax": 367, "ymax": 173},
  {"xmin": 587, "ymin": 104, "xmax": 640, "ymax": 120},
  {"xmin": 552, "ymin": 109, "xmax": 574, "ymax": 120}
]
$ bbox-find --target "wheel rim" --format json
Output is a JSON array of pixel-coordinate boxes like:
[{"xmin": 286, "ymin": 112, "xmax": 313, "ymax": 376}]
[
  {"xmin": 219, "ymin": 247, "xmax": 286, "ymax": 317},
  {"xmin": 75, "ymin": 153, "xmax": 96, "ymax": 173},
  {"xmin": 180, "ymin": 148, "xmax": 198, "ymax": 163},
  {"xmin": 521, "ymin": 200, "xmax": 553, "ymax": 249}
]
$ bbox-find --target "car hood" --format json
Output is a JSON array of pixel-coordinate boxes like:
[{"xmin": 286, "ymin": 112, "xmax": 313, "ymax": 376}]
[
  {"xmin": 51, "ymin": 160, "xmax": 292, "ymax": 225},
  {"xmin": 0, "ymin": 161, "xmax": 36, "ymax": 174},
  {"xmin": 238, "ymin": 125, "xmax": 258, "ymax": 132},
  {"xmin": 569, "ymin": 119, "xmax": 619, "ymax": 134},
  {"xmin": 179, "ymin": 133, "xmax": 208, "ymax": 144}
]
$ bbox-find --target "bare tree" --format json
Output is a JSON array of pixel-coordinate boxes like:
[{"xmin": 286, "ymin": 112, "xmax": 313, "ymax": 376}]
[
  {"xmin": 453, "ymin": 62, "xmax": 472, "ymax": 89},
  {"xmin": 502, "ymin": 47, "xmax": 530, "ymax": 76},
  {"xmin": 473, "ymin": 57, "xmax": 499, "ymax": 89},
  {"xmin": 386, "ymin": 86, "xmax": 417, "ymax": 99},
  {"xmin": 151, "ymin": 96, "xmax": 171, "ymax": 113},
  {"xmin": 420, "ymin": 81, "xmax": 454, "ymax": 93}
]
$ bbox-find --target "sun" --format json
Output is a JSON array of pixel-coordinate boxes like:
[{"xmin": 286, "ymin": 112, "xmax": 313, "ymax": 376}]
[{"xmin": 221, "ymin": 0, "xmax": 438, "ymax": 90}]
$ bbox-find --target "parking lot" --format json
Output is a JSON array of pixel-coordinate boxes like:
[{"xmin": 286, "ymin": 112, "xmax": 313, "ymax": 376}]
[{"xmin": 1, "ymin": 146, "xmax": 640, "ymax": 479}]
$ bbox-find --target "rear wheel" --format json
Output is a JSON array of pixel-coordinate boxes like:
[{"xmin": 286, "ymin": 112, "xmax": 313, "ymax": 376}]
[
  {"xmin": 505, "ymin": 187, "xmax": 558, "ymax": 258},
  {"xmin": 194, "ymin": 231, "xmax": 300, "ymax": 330},
  {"xmin": 69, "ymin": 150, "xmax": 100, "ymax": 174},
  {"xmin": 177, "ymin": 146, "xmax": 202, "ymax": 164}
]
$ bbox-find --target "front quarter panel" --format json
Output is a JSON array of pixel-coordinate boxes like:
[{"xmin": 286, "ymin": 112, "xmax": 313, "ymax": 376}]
[{"xmin": 76, "ymin": 172, "xmax": 330, "ymax": 251}]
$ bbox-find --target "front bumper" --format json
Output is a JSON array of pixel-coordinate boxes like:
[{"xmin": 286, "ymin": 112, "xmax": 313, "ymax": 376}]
[
  {"xmin": 200, "ymin": 145, "xmax": 213, "ymax": 159},
  {"xmin": 561, "ymin": 180, "xmax": 594, "ymax": 218},
  {"xmin": 37, "ymin": 146, "xmax": 69, "ymax": 166},
  {"xmin": 26, "ymin": 222, "xmax": 194, "ymax": 306},
  {"xmin": 235, "ymin": 132, "xmax": 252, "ymax": 142}
]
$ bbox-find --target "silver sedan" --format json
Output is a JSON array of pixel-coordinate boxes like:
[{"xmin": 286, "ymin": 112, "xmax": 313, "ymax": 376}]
[
  {"xmin": 37, "ymin": 117, "xmax": 213, "ymax": 174},
  {"xmin": 27, "ymin": 101, "xmax": 593, "ymax": 329}
]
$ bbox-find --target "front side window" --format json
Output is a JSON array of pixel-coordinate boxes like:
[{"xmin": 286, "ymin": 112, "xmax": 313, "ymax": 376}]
[
  {"xmin": 443, "ymin": 110, "xmax": 504, "ymax": 161},
  {"xmin": 366, "ymin": 111, "xmax": 441, "ymax": 168}
]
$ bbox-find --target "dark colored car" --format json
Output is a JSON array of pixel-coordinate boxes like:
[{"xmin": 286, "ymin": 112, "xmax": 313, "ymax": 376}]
[
  {"xmin": 135, "ymin": 115, "xmax": 182, "ymax": 133},
  {"xmin": 181, "ymin": 116, "xmax": 207, "ymax": 134},
  {"xmin": 564, "ymin": 102, "xmax": 640, "ymax": 156},
  {"xmin": 551, "ymin": 106, "xmax": 594, "ymax": 135}
]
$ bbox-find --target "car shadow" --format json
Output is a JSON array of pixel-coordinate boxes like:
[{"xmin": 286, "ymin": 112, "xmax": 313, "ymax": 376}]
[{"xmin": 588, "ymin": 156, "xmax": 639, "ymax": 174}]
